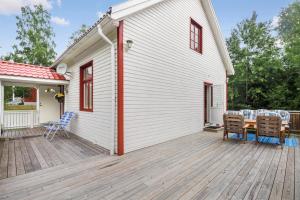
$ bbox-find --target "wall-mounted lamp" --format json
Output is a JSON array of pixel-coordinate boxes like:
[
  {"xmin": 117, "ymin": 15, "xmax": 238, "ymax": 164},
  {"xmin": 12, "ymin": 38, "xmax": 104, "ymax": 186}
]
[
  {"xmin": 126, "ymin": 40, "xmax": 134, "ymax": 49},
  {"xmin": 44, "ymin": 88, "xmax": 56, "ymax": 93}
]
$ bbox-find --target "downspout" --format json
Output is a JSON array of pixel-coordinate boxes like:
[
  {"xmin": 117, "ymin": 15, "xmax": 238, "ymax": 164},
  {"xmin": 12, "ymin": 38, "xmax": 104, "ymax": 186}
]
[{"xmin": 97, "ymin": 24, "xmax": 116, "ymax": 155}]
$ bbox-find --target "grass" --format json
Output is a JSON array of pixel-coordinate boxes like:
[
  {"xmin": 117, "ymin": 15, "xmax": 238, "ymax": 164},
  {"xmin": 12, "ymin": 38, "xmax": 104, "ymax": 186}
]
[{"xmin": 4, "ymin": 104, "xmax": 36, "ymax": 111}]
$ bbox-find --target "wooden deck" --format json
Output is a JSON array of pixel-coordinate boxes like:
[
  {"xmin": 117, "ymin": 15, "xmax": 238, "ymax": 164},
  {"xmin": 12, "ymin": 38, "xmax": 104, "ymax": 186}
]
[
  {"xmin": 0, "ymin": 132, "xmax": 299, "ymax": 200},
  {"xmin": 0, "ymin": 132, "xmax": 109, "ymax": 180},
  {"xmin": 0, "ymin": 127, "xmax": 44, "ymax": 139}
]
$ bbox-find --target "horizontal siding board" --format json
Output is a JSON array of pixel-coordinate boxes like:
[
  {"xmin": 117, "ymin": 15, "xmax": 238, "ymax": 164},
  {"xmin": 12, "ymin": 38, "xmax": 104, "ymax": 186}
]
[
  {"xmin": 64, "ymin": 36, "xmax": 116, "ymax": 152},
  {"xmin": 123, "ymin": 0, "xmax": 226, "ymax": 152}
]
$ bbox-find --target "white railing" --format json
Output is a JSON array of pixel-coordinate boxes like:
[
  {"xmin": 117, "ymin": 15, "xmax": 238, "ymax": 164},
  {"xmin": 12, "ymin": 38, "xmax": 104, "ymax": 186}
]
[{"xmin": 3, "ymin": 110, "xmax": 39, "ymax": 129}]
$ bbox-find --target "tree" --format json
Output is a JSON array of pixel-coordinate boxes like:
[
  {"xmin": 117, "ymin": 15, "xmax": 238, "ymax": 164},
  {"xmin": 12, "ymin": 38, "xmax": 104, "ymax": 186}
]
[
  {"xmin": 227, "ymin": 12, "xmax": 284, "ymax": 110},
  {"xmin": 68, "ymin": 24, "xmax": 89, "ymax": 46},
  {"xmin": 277, "ymin": 1, "xmax": 300, "ymax": 109},
  {"xmin": 3, "ymin": 5, "xmax": 56, "ymax": 66}
]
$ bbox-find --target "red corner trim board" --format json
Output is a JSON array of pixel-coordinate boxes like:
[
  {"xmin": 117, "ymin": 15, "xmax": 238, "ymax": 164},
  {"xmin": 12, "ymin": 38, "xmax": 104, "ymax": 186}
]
[{"xmin": 117, "ymin": 20, "xmax": 124, "ymax": 155}]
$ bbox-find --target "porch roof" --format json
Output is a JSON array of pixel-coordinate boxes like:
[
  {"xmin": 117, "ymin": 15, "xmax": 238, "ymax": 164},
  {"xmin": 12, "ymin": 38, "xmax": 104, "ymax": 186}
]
[{"xmin": 0, "ymin": 60, "xmax": 69, "ymax": 85}]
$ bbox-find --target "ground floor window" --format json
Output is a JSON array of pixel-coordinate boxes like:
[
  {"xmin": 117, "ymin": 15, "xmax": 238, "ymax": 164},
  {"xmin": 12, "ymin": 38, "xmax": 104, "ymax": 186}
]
[{"xmin": 80, "ymin": 61, "xmax": 93, "ymax": 112}]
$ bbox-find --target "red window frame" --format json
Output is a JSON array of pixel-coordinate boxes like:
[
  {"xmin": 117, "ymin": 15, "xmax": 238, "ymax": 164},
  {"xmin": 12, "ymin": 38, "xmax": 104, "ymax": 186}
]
[
  {"xmin": 190, "ymin": 18, "xmax": 203, "ymax": 54},
  {"xmin": 80, "ymin": 61, "xmax": 93, "ymax": 112}
]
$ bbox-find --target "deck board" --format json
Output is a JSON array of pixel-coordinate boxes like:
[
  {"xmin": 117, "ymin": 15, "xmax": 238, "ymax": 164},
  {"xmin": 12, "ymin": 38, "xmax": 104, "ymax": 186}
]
[
  {"xmin": 0, "ymin": 129, "xmax": 108, "ymax": 180},
  {"xmin": 0, "ymin": 132, "xmax": 299, "ymax": 200}
]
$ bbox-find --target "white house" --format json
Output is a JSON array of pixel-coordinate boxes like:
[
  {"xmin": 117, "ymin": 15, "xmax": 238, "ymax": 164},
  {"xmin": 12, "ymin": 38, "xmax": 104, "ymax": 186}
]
[{"xmin": 0, "ymin": 0, "xmax": 234, "ymax": 156}]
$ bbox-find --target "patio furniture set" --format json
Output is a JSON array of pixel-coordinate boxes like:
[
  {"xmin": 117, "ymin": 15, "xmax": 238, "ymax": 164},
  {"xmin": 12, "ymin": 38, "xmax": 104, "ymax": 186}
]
[{"xmin": 223, "ymin": 109, "xmax": 291, "ymax": 146}]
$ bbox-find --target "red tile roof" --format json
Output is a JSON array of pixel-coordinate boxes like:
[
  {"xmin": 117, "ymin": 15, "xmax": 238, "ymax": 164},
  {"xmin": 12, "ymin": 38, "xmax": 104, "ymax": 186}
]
[{"xmin": 0, "ymin": 60, "xmax": 66, "ymax": 80}]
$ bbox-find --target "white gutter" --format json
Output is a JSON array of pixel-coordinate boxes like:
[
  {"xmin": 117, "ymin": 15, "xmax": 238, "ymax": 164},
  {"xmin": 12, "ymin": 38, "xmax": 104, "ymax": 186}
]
[
  {"xmin": 97, "ymin": 24, "xmax": 116, "ymax": 155},
  {"xmin": 0, "ymin": 75, "xmax": 69, "ymax": 85}
]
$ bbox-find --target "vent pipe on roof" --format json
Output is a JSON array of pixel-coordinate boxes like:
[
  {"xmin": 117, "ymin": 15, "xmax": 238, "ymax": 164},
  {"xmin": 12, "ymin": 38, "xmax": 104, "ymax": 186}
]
[{"xmin": 97, "ymin": 24, "xmax": 116, "ymax": 155}]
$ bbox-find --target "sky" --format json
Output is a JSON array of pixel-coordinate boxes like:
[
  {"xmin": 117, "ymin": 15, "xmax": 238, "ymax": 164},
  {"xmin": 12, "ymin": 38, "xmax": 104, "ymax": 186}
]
[{"xmin": 0, "ymin": 0, "xmax": 294, "ymax": 58}]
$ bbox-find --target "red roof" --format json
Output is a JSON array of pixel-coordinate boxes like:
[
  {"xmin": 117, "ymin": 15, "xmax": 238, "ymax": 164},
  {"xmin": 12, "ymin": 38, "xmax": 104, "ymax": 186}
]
[{"xmin": 0, "ymin": 60, "xmax": 66, "ymax": 80}]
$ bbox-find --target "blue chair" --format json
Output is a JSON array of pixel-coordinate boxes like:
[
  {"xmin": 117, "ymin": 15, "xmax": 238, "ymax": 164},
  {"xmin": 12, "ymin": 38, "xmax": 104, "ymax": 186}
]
[{"xmin": 44, "ymin": 112, "xmax": 76, "ymax": 141}]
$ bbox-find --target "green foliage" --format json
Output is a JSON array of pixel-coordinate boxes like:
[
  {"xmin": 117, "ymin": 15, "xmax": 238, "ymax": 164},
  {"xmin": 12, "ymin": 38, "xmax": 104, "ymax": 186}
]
[
  {"xmin": 2, "ymin": 5, "xmax": 56, "ymax": 66},
  {"xmin": 68, "ymin": 24, "xmax": 89, "ymax": 46},
  {"xmin": 4, "ymin": 86, "xmax": 32, "ymax": 103},
  {"xmin": 227, "ymin": 12, "xmax": 284, "ymax": 110},
  {"xmin": 277, "ymin": 0, "xmax": 300, "ymax": 109}
]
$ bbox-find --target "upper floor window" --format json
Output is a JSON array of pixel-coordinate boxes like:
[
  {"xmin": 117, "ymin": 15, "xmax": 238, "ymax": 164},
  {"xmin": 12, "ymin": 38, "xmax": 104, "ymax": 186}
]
[
  {"xmin": 80, "ymin": 61, "xmax": 93, "ymax": 112},
  {"xmin": 190, "ymin": 18, "xmax": 203, "ymax": 54}
]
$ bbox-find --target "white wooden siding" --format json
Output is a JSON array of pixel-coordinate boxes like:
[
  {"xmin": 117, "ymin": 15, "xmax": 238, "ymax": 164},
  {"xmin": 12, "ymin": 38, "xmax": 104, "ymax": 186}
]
[
  {"xmin": 64, "ymin": 34, "xmax": 117, "ymax": 152},
  {"xmin": 123, "ymin": 0, "xmax": 227, "ymax": 152}
]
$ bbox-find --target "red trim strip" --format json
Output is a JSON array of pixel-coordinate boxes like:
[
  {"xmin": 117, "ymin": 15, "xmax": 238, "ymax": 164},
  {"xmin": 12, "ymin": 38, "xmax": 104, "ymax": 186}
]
[{"xmin": 117, "ymin": 21, "xmax": 124, "ymax": 156}]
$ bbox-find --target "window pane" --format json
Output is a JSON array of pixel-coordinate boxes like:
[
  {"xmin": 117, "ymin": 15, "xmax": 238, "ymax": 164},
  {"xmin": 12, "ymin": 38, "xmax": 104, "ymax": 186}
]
[
  {"xmin": 191, "ymin": 32, "xmax": 195, "ymax": 42},
  {"xmin": 84, "ymin": 66, "xmax": 92, "ymax": 80},
  {"xmin": 84, "ymin": 82, "xmax": 89, "ymax": 109},
  {"xmin": 89, "ymin": 82, "xmax": 92, "ymax": 109},
  {"xmin": 195, "ymin": 42, "xmax": 199, "ymax": 51},
  {"xmin": 195, "ymin": 31, "xmax": 199, "ymax": 44},
  {"xmin": 191, "ymin": 24, "xmax": 195, "ymax": 33}
]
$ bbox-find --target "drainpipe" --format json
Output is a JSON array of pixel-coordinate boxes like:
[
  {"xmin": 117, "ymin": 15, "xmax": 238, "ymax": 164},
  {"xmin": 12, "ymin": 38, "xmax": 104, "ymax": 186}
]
[{"xmin": 97, "ymin": 24, "xmax": 116, "ymax": 156}]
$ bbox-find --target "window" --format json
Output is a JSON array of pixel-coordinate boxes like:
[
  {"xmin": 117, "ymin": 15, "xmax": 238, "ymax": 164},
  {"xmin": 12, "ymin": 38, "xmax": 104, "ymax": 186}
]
[
  {"xmin": 190, "ymin": 18, "xmax": 203, "ymax": 54},
  {"xmin": 80, "ymin": 61, "xmax": 93, "ymax": 112}
]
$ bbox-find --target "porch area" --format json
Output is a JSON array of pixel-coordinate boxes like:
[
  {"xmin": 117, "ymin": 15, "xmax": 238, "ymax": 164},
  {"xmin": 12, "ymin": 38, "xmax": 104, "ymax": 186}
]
[
  {"xmin": 0, "ymin": 131, "xmax": 299, "ymax": 200},
  {"xmin": 0, "ymin": 129, "xmax": 109, "ymax": 180}
]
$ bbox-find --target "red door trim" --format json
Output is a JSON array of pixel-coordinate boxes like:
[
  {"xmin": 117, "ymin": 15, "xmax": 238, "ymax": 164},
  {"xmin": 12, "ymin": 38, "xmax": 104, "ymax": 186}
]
[{"xmin": 117, "ymin": 20, "xmax": 124, "ymax": 156}]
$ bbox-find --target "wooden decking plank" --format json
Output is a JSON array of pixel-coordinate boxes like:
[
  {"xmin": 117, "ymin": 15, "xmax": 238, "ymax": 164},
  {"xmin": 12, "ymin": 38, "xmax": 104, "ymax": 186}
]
[
  {"xmin": 269, "ymin": 147, "xmax": 289, "ymax": 200},
  {"xmin": 255, "ymin": 147, "xmax": 282, "ymax": 200},
  {"xmin": 282, "ymin": 148, "xmax": 295, "ymax": 200},
  {"xmin": 200, "ymin": 145, "xmax": 261, "ymax": 200},
  {"xmin": 40, "ymin": 138, "xmax": 65, "ymax": 166},
  {"xmin": 243, "ymin": 146, "xmax": 281, "ymax": 200},
  {"xmin": 0, "ymin": 131, "xmax": 298, "ymax": 200},
  {"xmin": 1, "ymin": 133, "xmax": 220, "ymax": 198},
  {"xmin": 24, "ymin": 139, "xmax": 42, "ymax": 171},
  {"xmin": 102, "ymin": 139, "xmax": 232, "ymax": 200},
  {"xmin": 146, "ymin": 142, "xmax": 246, "ymax": 200},
  {"xmin": 33, "ymin": 137, "xmax": 56, "ymax": 167},
  {"xmin": 178, "ymin": 143, "xmax": 259, "ymax": 200},
  {"xmin": 0, "ymin": 141, "xmax": 9, "ymax": 179},
  {"xmin": 7, "ymin": 141, "xmax": 16, "ymax": 178},
  {"xmin": 216, "ymin": 144, "xmax": 266, "ymax": 200},
  {"xmin": 81, "ymin": 136, "xmax": 224, "ymax": 200},
  {"xmin": 30, "ymin": 140, "xmax": 48, "ymax": 169},
  {"xmin": 19, "ymin": 139, "xmax": 34, "ymax": 173},
  {"xmin": 14, "ymin": 140, "xmax": 25, "ymax": 176},
  {"xmin": 231, "ymin": 145, "xmax": 274, "ymax": 200}
]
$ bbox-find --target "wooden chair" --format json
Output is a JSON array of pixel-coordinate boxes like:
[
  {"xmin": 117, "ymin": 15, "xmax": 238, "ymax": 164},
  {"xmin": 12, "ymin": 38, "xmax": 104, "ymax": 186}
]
[
  {"xmin": 223, "ymin": 114, "xmax": 248, "ymax": 142},
  {"xmin": 256, "ymin": 116, "xmax": 285, "ymax": 146}
]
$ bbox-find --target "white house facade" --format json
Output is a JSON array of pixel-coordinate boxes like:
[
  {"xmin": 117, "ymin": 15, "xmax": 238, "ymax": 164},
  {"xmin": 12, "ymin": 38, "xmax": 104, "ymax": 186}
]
[{"xmin": 52, "ymin": 0, "xmax": 234, "ymax": 155}]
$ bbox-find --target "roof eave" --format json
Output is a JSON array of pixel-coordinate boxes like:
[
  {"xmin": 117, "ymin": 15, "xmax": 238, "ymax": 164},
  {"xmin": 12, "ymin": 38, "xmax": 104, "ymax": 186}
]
[
  {"xmin": 52, "ymin": 14, "xmax": 113, "ymax": 67},
  {"xmin": 0, "ymin": 75, "xmax": 69, "ymax": 85}
]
